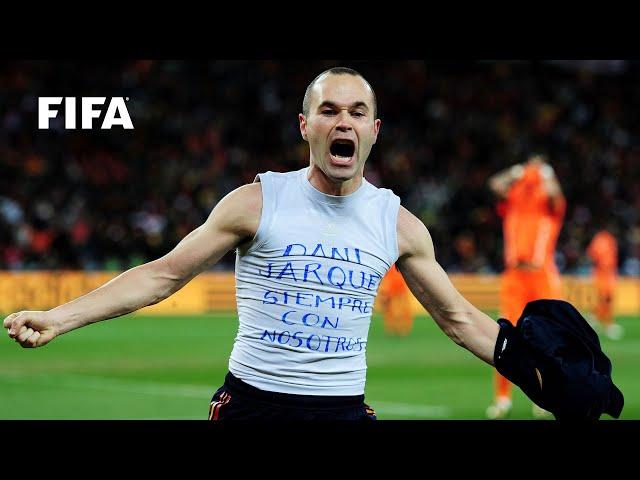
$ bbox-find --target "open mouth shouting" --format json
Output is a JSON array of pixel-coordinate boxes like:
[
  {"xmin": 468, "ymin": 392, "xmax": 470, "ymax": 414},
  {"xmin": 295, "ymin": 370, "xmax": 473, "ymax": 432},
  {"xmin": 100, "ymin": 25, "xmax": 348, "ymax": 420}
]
[{"xmin": 329, "ymin": 139, "xmax": 356, "ymax": 166}]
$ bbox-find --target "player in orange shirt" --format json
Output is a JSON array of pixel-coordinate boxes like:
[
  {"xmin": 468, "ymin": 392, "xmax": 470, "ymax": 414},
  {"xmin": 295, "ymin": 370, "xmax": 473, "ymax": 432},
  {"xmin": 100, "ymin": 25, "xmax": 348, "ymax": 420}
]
[
  {"xmin": 486, "ymin": 154, "xmax": 566, "ymax": 419},
  {"xmin": 378, "ymin": 264, "xmax": 414, "ymax": 335},
  {"xmin": 587, "ymin": 227, "xmax": 623, "ymax": 340}
]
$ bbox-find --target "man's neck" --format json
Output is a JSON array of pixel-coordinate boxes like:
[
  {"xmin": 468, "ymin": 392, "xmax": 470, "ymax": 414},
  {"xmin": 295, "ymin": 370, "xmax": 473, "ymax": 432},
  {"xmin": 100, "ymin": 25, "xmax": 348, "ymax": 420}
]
[{"xmin": 307, "ymin": 164, "xmax": 363, "ymax": 196}]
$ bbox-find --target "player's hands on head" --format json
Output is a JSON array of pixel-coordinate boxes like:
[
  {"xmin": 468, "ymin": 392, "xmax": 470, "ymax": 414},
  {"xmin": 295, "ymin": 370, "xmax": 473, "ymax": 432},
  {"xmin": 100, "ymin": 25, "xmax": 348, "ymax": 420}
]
[
  {"xmin": 3, "ymin": 311, "xmax": 57, "ymax": 348},
  {"xmin": 510, "ymin": 164, "xmax": 524, "ymax": 180}
]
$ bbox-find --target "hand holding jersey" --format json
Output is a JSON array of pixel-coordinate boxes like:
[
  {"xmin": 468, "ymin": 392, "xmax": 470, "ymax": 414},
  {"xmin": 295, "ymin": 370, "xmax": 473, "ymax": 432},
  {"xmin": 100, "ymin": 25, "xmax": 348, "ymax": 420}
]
[{"xmin": 494, "ymin": 300, "xmax": 624, "ymax": 421}]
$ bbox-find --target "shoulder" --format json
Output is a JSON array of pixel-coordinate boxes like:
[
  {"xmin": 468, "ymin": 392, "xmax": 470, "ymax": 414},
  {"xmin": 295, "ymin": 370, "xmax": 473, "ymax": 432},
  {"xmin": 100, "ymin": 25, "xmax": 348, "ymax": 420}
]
[
  {"xmin": 359, "ymin": 182, "xmax": 401, "ymax": 221},
  {"xmin": 396, "ymin": 205, "xmax": 434, "ymax": 259},
  {"xmin": 363, "ymin": 179, "xmax": 399, "ymax": 199},
  {"xmin": 208, "ymin": 182, "xmax": 262, "ymax": 239},
  {"xmin": 257, "ymin": 168, "xmax": 303, "ymax": 186},
  {"xmin": 222, "ymin": 182, "xmax": 262, "ymax": 214}
]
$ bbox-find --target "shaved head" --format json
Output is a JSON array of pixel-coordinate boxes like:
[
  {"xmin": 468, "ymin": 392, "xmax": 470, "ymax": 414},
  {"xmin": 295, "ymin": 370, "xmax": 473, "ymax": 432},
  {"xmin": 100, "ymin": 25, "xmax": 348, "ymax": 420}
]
[{"xmin": 302, "ymin": 67, "xmax": 377, "ymax": 118}]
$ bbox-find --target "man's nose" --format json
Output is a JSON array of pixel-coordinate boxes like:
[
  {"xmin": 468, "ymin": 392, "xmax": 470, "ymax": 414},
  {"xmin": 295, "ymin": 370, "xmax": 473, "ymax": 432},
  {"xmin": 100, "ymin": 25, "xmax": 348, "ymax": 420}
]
[{"xmin": 336, "ymin": 112, "xmax": 353, "ymax": 132}]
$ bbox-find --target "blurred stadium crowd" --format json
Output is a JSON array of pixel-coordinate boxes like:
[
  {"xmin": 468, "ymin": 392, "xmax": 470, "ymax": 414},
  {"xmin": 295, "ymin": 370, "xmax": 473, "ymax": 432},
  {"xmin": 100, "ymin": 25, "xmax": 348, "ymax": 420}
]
[{"xmin": 1, "ymin": 60, "xmax": 639, "ymax": 275}]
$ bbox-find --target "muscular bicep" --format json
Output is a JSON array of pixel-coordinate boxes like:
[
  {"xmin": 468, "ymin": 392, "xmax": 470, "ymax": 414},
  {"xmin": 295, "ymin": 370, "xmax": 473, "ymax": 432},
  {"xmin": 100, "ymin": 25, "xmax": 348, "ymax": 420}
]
[
  {"xmin": 159, "ymin": 183, "xmax": 262, "ymax": 284},
  {"xmin": 396, "ymin": 208, "xmax": 469, "ymax": 329},
  {"xmin": 396, "ymin": 229, "xmax": 471, "ymax": 338},
  {"xmin": 398, "ymin": 254, "xmax": 466, "ymax": 316}
]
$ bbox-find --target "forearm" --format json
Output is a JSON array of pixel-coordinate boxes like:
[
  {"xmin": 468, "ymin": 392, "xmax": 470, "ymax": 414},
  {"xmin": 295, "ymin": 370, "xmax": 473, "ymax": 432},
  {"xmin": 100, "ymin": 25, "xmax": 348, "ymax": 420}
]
[
  {"xmin": 458, "ymin": 301, "xmax": 500, "ymax": 365},
  {"xmin": 489, "ymin": 164, "xmax": 522, "ymax": 197},
  {"xmin": 433, "ymin": 296, "xmax": 500, "ymax": 365},
  {"xmin": 398, "ymin": 253, "xmax": 500, "ymax": 365},
  {"xmin": 543, "ymin": 177, "xmax": 561, "ymax": 198},
  {"xmin": 48, "ymin": 260, "xmax": 182, "ymax": 335}
]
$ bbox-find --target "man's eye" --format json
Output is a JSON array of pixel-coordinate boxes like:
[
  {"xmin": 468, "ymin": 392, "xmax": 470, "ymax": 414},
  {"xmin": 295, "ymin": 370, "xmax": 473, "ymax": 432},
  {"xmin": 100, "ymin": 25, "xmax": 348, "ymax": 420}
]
[
  {"xmin": 322, "ymin": 110, "xmax": 335, "ymax": 115},
  {"xmin": 352, "ymin": 112, "xmax": 365, "ymax": 117}
]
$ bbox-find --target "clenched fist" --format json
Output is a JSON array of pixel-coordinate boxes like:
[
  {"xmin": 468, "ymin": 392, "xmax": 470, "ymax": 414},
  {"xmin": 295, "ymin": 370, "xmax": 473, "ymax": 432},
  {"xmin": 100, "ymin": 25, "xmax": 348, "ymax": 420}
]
[{"xmin": 4, "ymin": 311, "xmax": 58, "ymax": 348}]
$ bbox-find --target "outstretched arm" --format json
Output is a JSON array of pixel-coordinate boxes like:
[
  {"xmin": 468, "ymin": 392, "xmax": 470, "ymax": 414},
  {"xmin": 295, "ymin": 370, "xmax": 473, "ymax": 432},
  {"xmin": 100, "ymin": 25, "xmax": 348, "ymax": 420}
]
[
  {"xmin": 394, "ymin": 206, "xmax": 620, "ymax": 420},
  {"xmin": 395, "ymin": 206, "xmax": 499, "ymax": 364},
  {"xmin": 4, "ymin": 183, "xmax": 262, "ymax": 348}
]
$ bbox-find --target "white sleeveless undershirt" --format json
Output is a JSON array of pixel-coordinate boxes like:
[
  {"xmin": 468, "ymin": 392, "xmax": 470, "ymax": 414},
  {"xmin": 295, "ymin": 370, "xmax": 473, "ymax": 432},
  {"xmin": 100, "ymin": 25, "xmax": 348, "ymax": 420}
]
[{"xmin": 229, "ymin": 167, "xmax": 401, "ymax": 395}]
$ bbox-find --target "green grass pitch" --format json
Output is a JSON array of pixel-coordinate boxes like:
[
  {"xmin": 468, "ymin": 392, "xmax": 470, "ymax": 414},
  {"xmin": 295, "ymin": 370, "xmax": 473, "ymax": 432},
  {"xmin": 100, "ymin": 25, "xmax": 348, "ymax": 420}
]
[{"xmin": 1, "ymin": 311, "xmax": 637, "ymax": 419}]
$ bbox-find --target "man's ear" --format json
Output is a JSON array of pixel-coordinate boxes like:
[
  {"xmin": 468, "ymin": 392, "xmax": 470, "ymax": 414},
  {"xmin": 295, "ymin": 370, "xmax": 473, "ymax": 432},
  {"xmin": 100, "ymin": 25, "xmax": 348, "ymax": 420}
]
[
  {"xmin": 372, "ymin": 118, "xmax": 381, "ymax": 144},
  {"xmin": 299, "ymin": 113, "xmax": 308, "ymax": 142}
]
